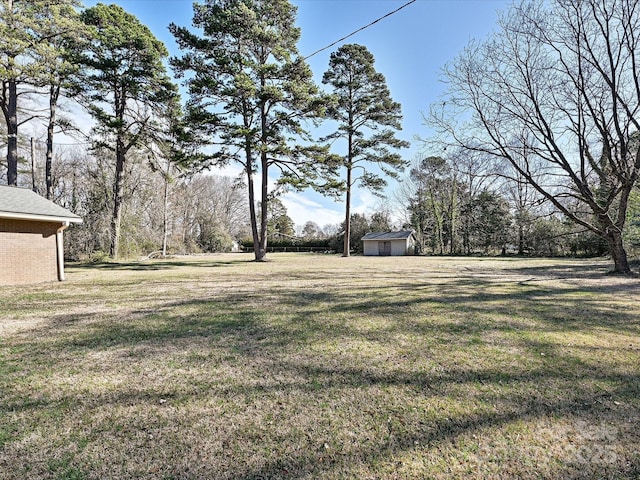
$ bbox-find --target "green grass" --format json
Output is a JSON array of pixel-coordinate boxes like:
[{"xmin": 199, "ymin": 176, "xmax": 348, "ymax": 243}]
[{"xmin": 0, "ymin": 254, "xmax": 639, "ymax": 479}]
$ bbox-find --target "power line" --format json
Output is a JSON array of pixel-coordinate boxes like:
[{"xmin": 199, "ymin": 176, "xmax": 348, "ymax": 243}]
[
  {"xmin": 27, "ymin": 137, "xmax": 91, "ymax": 147},
  {"xmin": 303, "ymin": 0, "xmax": 417, "ymax": 60}
]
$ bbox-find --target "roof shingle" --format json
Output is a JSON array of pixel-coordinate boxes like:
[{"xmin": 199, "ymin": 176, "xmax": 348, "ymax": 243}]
[
  {"xmin": 0, "ymin": 185, "xmax": 82, "ymax": 222},
  {"xmin": 361, "ymin": 230, "xmax": 415, "ymax": 241}
]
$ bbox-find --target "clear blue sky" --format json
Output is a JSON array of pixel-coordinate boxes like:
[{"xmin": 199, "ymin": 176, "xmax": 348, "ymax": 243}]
[{"xmin": 84, "ymin": 0, "xmax": 510, "ymax": 230}]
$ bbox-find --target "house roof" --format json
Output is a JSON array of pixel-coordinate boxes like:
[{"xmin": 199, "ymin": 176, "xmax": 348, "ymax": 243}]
[
  {"xmin": 0, "ymin": 185, "xmax": 82, "ymax": 223},
  {"xmin": 361, "ymin": 230, "xmax": 415, "ymax": 241}
]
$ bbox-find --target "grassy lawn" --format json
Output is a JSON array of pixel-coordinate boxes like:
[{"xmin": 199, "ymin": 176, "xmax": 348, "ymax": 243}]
[{"xmin": 0, "ymin": 253, "xmax": 639, "ymax": 479}]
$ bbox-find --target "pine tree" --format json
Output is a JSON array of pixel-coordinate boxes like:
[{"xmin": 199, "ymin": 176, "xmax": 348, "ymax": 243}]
[
  {"xmin": 78, "ymin": 3, "xmax": 179, "ymax": 258},
  {"xmin": 33, "ymin": 0, "xmax": 89, "ymax": 198},
  {"xmin": 322, "ymin": 44, "xmax": 409, "ymax": 257},
  {"xmin": 170, "ymin": 0, "xmax": 328, "ymax": 261}
]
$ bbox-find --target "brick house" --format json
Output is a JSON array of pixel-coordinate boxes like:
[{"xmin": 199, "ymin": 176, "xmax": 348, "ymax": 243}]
[{"xmin": 0, "ymin": 186, "xmax": 82, "ymax": 285}]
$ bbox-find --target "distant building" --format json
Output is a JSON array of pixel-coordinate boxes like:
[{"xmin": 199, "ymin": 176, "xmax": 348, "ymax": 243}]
[
  {"xmin": 361, "ymin": 230, "xmax": 416, "ymax": 256},
  {"xmin": 0, "ymin": 186, "xmax": 82, "ymax": 285}
]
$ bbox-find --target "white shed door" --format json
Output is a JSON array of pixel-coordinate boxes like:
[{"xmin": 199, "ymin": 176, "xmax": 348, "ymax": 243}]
[{"xmin": 378, "ymin": 241, "xmax": 391, "ymax": 256}]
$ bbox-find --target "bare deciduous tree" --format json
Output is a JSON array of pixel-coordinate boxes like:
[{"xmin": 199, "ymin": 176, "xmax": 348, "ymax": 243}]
[{"xmin": 430, "ymin": 0, "xmax": 640, "ymax": 273}]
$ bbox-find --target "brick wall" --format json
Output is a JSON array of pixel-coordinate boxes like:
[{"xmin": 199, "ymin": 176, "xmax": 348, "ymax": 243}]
[{"xmin": 0, "ymin": 218, "xmax": 61, "ymax": 285}]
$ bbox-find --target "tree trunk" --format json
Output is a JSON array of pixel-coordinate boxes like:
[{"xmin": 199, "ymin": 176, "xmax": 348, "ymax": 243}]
[
  {"xmin": 605, "ymin": 230, "xmax": 630, "ymax": 274},
  {"xmin": 161, "ymin": 160, "xmax": 170, "ymax": 258},
  {"xmin": 463, "ymin": 227, "xmax": 470, "ymax": 255},
  {"xmin": 343, "ymin": 127, "xmax": 353, "ymax": 257},
  {"xmin": 7, "ymin": 78, "xmax": 18, "ymax": 186},
  {"xmin": 45, "ymin": 84, "xmax": 60, "ymax": 199},
  {"xmin": 433, "ymin": 201, "xmax": 444, "ymax": 255},
  {"xmin": 518, "ymin": 223, "xmax": 524, "ymax": 255},
  {"xmin": 242, "ymin": 122, "xmax": 261, "ymax": 260},
  {"xmin": 343, "ymin": 164, "xmax": 352, "ymax": 257},
  {"xmin": 246, "ymin": 163, "xmax": 261, "ymax": 259},
  {"xmin": 449, "ymin": 179, "xmax": 457, "ymax": 254},
  {"xmin": 253, "ymin": 97, "xmax": 269, "ymax": 262},
  {"xmin": 110, "ymin": 138, "xmax": 126, "ymax": 258},
  {"xmin": 256, "ymin": 149, "xmax": 268, "ymax": 261},
  {"xmin": 30, "ymin": 137, "xmax": 36, "ymax": 192}
]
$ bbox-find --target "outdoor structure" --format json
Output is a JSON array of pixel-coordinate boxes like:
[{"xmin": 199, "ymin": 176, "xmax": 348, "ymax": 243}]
[
  {"xmin": 0, "ymin": 186, "xmax": 82, "ymax": 285},
  {"xmin": 362, "ymin": 230, "xmax": 416, "ymax": 256}
]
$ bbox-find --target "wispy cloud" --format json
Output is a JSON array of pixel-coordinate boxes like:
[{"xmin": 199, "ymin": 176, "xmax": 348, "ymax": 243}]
[{"xmin": 282, "ymin": 191, "xmax": 344, "ymax": 229}]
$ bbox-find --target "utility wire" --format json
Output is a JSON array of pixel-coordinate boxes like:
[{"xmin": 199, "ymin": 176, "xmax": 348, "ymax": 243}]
[{"xmin": 304, "ymin": 0, "xmax": 417, "ymax": 60}]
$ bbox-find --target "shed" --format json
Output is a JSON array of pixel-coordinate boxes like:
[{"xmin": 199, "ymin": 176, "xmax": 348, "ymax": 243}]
[
  {"xmin": 362, "ymin": 230, "xmax": 416, "ymax": 256},
  {"xmin": 0, "ymin": 185, "xmax": 82, "ymax": 285}
]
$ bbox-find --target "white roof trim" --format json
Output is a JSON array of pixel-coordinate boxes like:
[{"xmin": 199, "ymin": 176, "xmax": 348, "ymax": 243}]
[
  {"xmin": 0, "ymin": 211, "xmax": 83, "ymax": 224},
  {"xmin": 361, "ymin": 231, "xmax": 416, "ymax": 241},
  {"xmin": 361, "ymin": 237, "xmax": 412, "ymax": 241}
]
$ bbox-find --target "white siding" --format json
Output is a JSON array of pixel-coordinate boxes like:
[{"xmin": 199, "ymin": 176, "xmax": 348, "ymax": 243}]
[
  {"xmin": 363, "ymin": 241, "xmax": 379, "ymax": 256},
  {"xmin": 362, "ymin": 232, "xmax": 416, "ymax": 256},
  {"xmin": 363, "ymin": 238, "xmax": 411, "ymax": 256},
  {"xmin": 390, "ymin": 239, "xmax": 408, "ymax": 256}
]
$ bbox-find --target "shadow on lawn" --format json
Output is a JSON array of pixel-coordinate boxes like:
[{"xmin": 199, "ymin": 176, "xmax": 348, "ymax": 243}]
[
  {"xmin": 504, "ymin": 260, "xmax": 614, "ymax": 278},
  {"xmin": 12, "ymin": 272, "xmax": 640, "ymax": 379},
  {"xmin": 232, "ymin": 369, "xmax": 640, "ymax": 480},
  {"xmin": 68, "ymin": 257, "xmax": 249, "ymax": 271},
  {"xmin": 2, "ymin": 269, "xmax": 639, "ymax": 479},
  {"xmin": 23, "ymin": 275, "xmax": 640, "ymax": 356}
]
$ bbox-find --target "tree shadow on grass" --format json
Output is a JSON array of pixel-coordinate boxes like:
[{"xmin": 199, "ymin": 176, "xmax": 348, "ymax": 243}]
[
  {"xmin": 228, "ymin": 370, "xmax": 639, "ymax": 479},
  {"xmin": 68, "ymin": 257, "xmax": 250, "ymax": 272},
  {"xmin": 4, "ymin": 304, "xmax": 639, "ymax": 478},
  {"xmin": 2, "ymin": 269, "xmax": 639, "ymax": 479},
  {"xmin": 502, "ymin": 259, "xmax": 613, "ymax": 278},
  {"xmin": 509, "ymin": 265, "xmax": 639, "ymax": 282},
  {"xmin": 10, "ymin": 270, "xmax": 640, "ymax": 366}
]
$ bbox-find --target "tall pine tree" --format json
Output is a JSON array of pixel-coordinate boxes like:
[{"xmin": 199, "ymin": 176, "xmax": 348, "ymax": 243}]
[
  {"xmin": 170, "ymin": 0, "xmax": 328, "ymax": 261},
  {"xmin": 322, "ymin": 44, "xmax": 409, "ymax": 257},
  {"xmin": 34, "ymin": 0, "xmax": 89, "ymax": 198},
  {"xmin": 78, "ymin": 4, "xmax": 179, "ymax": 258}
]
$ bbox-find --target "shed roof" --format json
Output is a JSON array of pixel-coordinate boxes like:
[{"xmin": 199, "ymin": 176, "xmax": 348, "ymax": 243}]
[
  {"xmin": 0, "ymin": 185, "xmax": 82, "ymax": 223},
  {"xmin": 361, "ymin": 230, "xmax": 415, "ymax": 241}
]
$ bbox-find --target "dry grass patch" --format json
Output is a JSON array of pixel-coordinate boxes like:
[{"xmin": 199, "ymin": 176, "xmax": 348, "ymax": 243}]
[{"xmin": 0, "ymin": 254, "xmax": 639, "ymax": 479}]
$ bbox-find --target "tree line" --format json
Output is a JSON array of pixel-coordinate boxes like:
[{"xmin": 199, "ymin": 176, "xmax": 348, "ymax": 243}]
[
  {"xmin": 396, "ymin": 153, "xmax": 635, "ymax": 257},
  {"xmin": 1, "ymin": 0, "xmax": 639, "ymax": 272}
]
